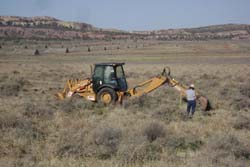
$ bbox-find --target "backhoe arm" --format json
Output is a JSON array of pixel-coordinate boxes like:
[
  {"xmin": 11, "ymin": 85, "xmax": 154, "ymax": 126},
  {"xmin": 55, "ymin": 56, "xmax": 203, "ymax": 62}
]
[
  {"xmin": 127, "ymin": 75, "xmax": 168, "ymax": 97},
  {"xmin": 127, "ymin": 67, "xmax": 210, "ymax": 111}
]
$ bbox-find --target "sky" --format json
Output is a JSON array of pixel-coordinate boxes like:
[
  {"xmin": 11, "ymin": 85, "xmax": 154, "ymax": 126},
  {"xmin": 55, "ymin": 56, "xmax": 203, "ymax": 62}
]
[{"xmin": 0, "ymin": 0, "xmax": 250, "ymax": 31}]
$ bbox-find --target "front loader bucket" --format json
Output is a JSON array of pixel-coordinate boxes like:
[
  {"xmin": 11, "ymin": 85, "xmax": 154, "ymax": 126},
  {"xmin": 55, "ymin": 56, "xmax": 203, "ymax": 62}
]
[
  {"xmin": 55, "ymin": 78, "xmax": 92, "ymax": 101},
  {"xmin": 198, "ymin": 95, "xmax": 211, "ymax": 111},
  {"xmin": 55, "ymin": 92, "xmax": 66, "ymax": 100}
]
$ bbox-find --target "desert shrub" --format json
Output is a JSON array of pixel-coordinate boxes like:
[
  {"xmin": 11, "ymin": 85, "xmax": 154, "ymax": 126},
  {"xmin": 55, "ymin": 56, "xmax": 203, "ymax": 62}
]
[
  {"xmin": 154, "ymin": 109, "xmax": 186, "ymax": 123},
  {"xmin": 143, "ymin": 143, "xmax": 162, "ymax": 161},
  {"xmin": 230, "ymin": 94, "xmax": 250, "ymax": 111},
  {"xmin": 117, "ymin": 137, "xmax": 162, "ymax": 165},
  {"xmin": 219, "ymin": 81, "xmax": 250, "ymax": 111},
  {"xmin": 0, "ymin": 77, "xmax": 27, "ymax": 96},
  {"xmin": 0, "ymin": 111, "xmax": 45, "ymax": 140},
  {"xmin": 56, "ymin": 131, "xmax": 87, "ymax": 158},
  {"xmin": 143, "ymin": 122, "xmax": 165, "ymax": 142},
  {"xmin": 239, "ymin": 83, "xmax": 250, "ymax": 98},
  {"xmin": 34, "ymin": 49, "xmax": 39, "ymax": 55},
  {"xmin": 23, "ymin": 102, "xmax": 54, "ymax": 120},
  {"xmin": 123, "ymin": 95, "xmax": 154, "ymax": 110},
  {"xmin": 57, "ymin": 98, "xmax": 77, "ymax": 113},
  {"xmin": 57, "ymin": 144, "xmax": 84, "ymax": 157},
  {"xmin": 92, "ymin": 105, "xmax": 109, "ymax": 115},
  {"xmin": 14, "ymin": 121, "xmax": 46, "ymax": 141},
  {"xmin": 124, "ymin": 88, "xmax": 181, "ymax": 122},
  {"xmin": 178, "ymin": 75, "xmax": 194, "ymax": 86},
  {"xmin": 234, "ymin": 147, "xmax": 250, "ymax": 160},
  {"xmin": 166, "ymin": 136, "xmax": 204, "ymax": 152},
  {"xmin": 233, "ymin": 115, "xmax": 250, "ymax": 130},
  {"xmin": 231, "ymin": 82, "xmax": 250, "ymax": 110},
  {"xmin": 65, "ymin": 48, "xmax": 69, "ymax": 53},
  {"xmin": 211, "ymin": 135, "xmax": 240, "ymax": 151},
  {"xmin": 0, "ymin": 111, "xmax": 19, "ymax": 129},
  {"xmin": 57, "ymin": 95, "xmax": 96, "ymax": 112},
  {"xmin": 0, "ymin": 82, "xmax": 20, "ymax": 96},
  {"xmin": 93, "ymin": 127, "xmax": 122, "ymax": 159},
  {"xmin": 151, "ymin": 101, "xmax": 181, "ymax": 123},
  {"xmin": 199, "ymin": 73, "xmax": 220, "ymax": 80},
  {"xmin": 55, "ymin": 117, "xmax": 90, "ymax": 158},
  {"xmin": 210, "ymin": 134, "xmax": 250, "ymax": 160},
  {"xmin": 88, "ymin": 47, "xmax": 91, "ymax": 52},
  {"xmin": 24, "ymin": 45, "xmax": 28, "ymax": 49},
  {"xmin": 13, "ymin": 70, "xmax": 20, "ymax": 75},
  {"xmin": 219, "ymin": 87, "xmax": 230, "ymax": 96}
]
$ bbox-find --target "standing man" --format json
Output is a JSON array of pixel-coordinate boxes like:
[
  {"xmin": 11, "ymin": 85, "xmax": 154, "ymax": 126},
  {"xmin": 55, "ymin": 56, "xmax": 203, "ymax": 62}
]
[{"xmin": 186, "ymin": 84, "xmax": 196, "ymax": 118}]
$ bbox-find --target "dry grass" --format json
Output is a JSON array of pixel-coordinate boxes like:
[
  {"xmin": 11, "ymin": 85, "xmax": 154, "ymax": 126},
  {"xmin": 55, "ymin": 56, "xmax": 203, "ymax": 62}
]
[
  {"xmin": 0, "ymin": 39, "xmax": 250, "ymax": 166},
  {"xmin": 0, "ymin": 76, "xmax": 28, "ymax": 96}
]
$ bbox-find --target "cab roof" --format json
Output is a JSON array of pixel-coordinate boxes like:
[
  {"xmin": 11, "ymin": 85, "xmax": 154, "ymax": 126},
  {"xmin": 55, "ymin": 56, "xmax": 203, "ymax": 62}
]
[{"xmin": 94, "ymin": 62, "xmax": 125, "ymax": 66}]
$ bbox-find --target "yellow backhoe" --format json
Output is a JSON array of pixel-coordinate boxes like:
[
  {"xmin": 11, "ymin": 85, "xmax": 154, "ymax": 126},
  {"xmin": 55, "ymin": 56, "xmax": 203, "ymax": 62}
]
[{"xmin": 56, "ymin": 62, "xmax": 210, "ymax": 111}]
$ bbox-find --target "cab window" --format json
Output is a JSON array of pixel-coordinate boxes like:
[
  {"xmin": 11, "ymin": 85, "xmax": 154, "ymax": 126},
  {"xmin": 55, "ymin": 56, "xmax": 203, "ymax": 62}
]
[
  {"xmin": 94, "ymin": 66, "xmax": 103, "ymax": 78},
  {"xmin": 116, "ymin": 66, "xmax": 127, "ymax": 91},
  {"xmin": 116, "ymin": 66, "xmax": 125, "ymax": 78},
  {"xmin": 104, "ymin": 66, "xmax": 114, "ymax": 83}
]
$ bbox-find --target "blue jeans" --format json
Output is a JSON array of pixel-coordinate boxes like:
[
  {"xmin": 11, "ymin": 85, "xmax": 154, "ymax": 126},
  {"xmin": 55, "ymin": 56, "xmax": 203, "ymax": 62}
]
[{"xmin": 187, "ymin": 100, "xmax": 196, "ymax": 115}]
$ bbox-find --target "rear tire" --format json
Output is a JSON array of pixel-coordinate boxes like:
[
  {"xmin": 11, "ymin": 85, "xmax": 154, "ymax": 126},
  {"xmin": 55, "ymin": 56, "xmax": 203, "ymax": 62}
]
[{"xmin": 97, "ymin": 88, "xmax": 118, "ymax": 105}]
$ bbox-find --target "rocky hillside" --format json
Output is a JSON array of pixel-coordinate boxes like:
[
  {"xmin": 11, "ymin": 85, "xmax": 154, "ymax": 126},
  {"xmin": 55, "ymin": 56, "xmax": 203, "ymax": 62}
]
[
  {"xmin": 0, "ymin": 16, "xmax": 131, "ymax": 40},
  {"xmin": 0, "ymin": 16, "xmax": 94, "ymax": 31},
  {"xmin": 0, "ymin": 16, "xmax": 250, "ymax": 40},
  {"xmin": 142, "ymin": 24, "xmax": 250, "ymax": 40}
]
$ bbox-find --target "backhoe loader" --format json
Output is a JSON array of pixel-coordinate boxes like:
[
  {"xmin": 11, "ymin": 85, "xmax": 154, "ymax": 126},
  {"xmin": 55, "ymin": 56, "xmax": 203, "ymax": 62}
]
[{"xmin": 56, "ymin": 62, "xmax": 210, "ymax": 111}]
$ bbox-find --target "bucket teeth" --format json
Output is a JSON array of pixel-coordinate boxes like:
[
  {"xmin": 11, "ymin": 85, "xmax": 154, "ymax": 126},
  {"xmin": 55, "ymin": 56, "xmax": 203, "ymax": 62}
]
[{"xmin": 55, "ymin": 92, "xmax": 65, "ymax": 100}]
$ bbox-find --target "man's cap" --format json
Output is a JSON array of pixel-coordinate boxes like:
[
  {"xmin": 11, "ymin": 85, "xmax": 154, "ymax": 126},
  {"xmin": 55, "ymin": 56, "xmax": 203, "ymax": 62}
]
[{"xmin": 190, "ymin": 84, "xmax": 195, "ymax": 88}]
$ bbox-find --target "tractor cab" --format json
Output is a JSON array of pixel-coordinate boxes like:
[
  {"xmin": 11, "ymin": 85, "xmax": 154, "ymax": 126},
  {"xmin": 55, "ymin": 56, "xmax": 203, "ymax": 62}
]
[{"xmin": 92, "ymin": 63, "xmax": 128, "ymax": 93}]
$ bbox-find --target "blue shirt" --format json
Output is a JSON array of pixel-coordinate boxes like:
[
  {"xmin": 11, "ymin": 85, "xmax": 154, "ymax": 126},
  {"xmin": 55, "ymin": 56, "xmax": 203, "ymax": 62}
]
[{"xmin": 186, "ymin": 89, "xmax": 196, "ymax": 101}]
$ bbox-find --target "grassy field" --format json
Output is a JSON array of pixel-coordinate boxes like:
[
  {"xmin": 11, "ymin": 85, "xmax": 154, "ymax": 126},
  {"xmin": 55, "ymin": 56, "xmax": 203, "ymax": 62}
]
[{"xmin": 0, "ymin": 39, "xmax": 250, "ymax": 167}]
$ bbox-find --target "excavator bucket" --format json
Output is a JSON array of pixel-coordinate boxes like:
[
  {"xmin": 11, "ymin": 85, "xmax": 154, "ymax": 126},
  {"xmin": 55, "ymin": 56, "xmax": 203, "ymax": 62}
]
[{"xmin": 197, "ymin": 95, "xmax": 211, "ymax": 111}]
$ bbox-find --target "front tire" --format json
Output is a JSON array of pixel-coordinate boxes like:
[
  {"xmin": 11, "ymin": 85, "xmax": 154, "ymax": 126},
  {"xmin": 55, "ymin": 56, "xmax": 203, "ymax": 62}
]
[{"xmin": 97, "ymin": 88, "xmax": 118, "ymax": 105}]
